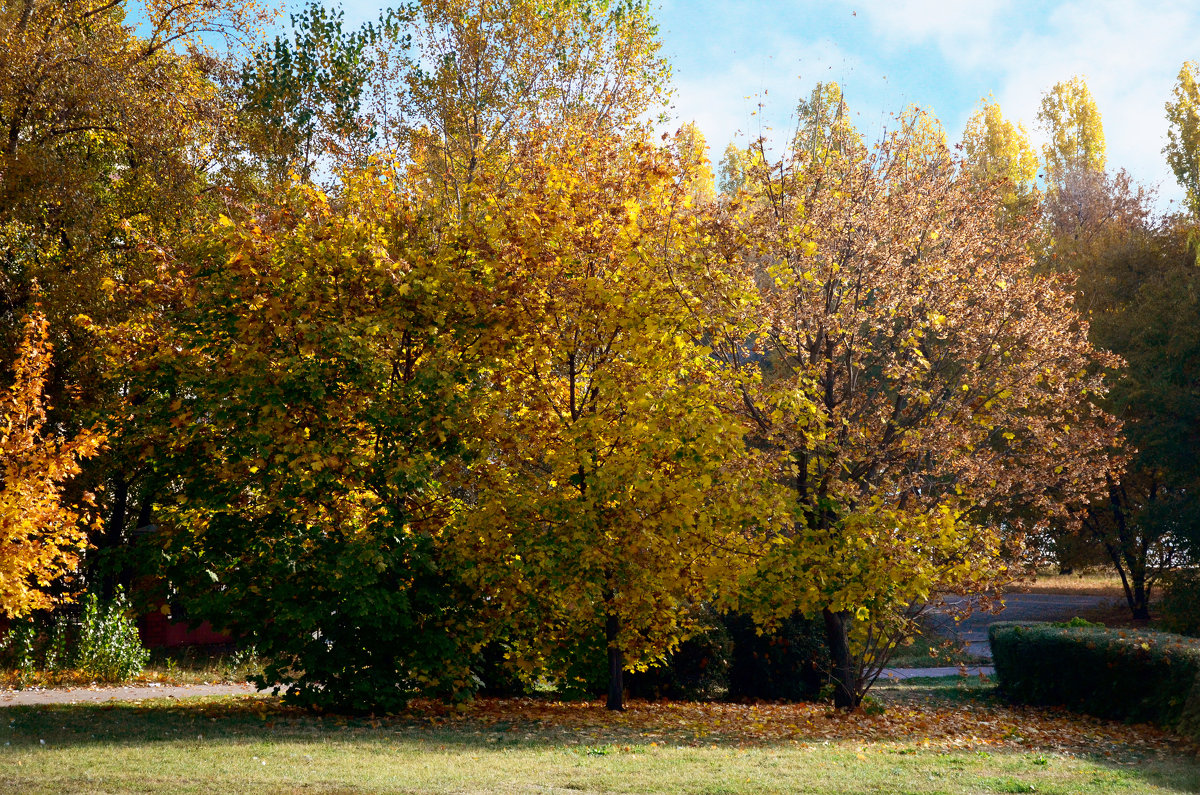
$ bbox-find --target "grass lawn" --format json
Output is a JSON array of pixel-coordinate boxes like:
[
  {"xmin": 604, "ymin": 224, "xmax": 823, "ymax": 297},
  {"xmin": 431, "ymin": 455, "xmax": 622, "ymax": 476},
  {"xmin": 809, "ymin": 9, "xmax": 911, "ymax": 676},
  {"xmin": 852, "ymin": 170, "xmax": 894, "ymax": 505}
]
[
  {"xmin": 1011, "ymin": 570, "xmax": 1128, "ymax": 598},
  {"xmin": 1, "ymin": 677, "xmax": 1196, "ymax": 794},
  {"xmin": 887, "ymin": 634, "xmax": 990, "ymax": 668}
]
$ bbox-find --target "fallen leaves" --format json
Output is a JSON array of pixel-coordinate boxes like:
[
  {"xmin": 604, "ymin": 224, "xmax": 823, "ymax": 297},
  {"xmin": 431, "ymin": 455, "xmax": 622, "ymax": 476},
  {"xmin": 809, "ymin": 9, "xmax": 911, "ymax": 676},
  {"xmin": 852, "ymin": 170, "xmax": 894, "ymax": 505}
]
[{"xmin": 377, "ymin": 693, "xmax": 1195, "ymax": 762}]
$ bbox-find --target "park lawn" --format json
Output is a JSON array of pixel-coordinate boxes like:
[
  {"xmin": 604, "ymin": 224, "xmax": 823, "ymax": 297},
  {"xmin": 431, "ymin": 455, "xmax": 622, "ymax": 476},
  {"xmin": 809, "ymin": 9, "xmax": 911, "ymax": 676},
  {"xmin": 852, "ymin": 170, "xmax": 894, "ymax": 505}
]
[
  {"xmin": 1, "ymin": 678, "xmax": 1198, "ymax": 794},
  {"xmin": 1011, "ymin": 569, "xmax": 1128, "ymax": 598}
]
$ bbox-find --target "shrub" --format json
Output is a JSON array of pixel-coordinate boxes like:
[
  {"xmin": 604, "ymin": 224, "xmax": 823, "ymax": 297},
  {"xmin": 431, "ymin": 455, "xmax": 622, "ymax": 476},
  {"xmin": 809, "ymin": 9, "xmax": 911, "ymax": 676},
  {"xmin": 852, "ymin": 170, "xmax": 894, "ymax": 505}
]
[
  {"xmin": 0, "ymin": 589, "xmax": 151, "ymax": 683},
  {"xmin": 627, "ymin": 619, "xmax": 733, "ymax": 701},
  {"xmin": 989, "ymin": 621, "xmax": 1200, "ymax": 738},
  {"xmin": 69, "ymin": 589, "xmax": 151, "ymax": 681},
  {"xmin": 0, "ymin": 619, "xmax": 38, "ymax": 679},
  {"xmin": 725, "ymin": 612, "xmax": 829, "ymax": 702},
  {"xmin": 1159, "ymin": 570, "xmax": 1200, "ymax": 636}
]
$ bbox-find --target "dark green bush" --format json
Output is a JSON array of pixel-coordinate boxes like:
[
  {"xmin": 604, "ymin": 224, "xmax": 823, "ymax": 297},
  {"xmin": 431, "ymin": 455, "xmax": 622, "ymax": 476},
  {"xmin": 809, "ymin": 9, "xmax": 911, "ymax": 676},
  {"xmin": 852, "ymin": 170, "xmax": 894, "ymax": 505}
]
[
  {"xmin": 472, "ymin": 641, "xmax": 530, "ymax": 697},
  {"xmin": 725, "ymin": 612, "xmax": 828, "ymax": 701},
  {"xmin": 1159, "ymin": 570, "xmax": 1200, "ymax": 636},
  {"xmin": 627, "ymin": 619, "xmax": 733, "ymax": 701},
  {"xmin": 989, "ymin": 621, "xmax": 1200, "ymax": 738},
  {"xmin": 169, "ymin": 517, "xmax": 484, "ymax": 714}
]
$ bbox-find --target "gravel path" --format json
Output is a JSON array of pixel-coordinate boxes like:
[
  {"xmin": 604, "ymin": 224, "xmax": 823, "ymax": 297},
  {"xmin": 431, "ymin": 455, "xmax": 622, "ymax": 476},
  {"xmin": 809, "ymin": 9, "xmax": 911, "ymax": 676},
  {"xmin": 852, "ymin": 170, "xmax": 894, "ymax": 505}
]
[{"xmin": 0, "ymin": 682, "xmax": 259, "ymax": 707}]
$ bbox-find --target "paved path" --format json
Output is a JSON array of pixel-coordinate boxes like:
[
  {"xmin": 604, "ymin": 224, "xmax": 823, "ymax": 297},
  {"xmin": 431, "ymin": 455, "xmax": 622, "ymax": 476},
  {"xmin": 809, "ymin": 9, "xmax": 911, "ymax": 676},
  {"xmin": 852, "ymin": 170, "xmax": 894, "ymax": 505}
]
[
  {"xmin": 924, "ymin": 592, "xmax": 1121, "ymax": 660},
  {"xmin": 0, "ymin": 594, "xmax": 1123, "ymax": 702},
  {"xmin": 880, "ymin": 666, "xmax": 995, "ymax": 680},
  {"xmin": 0, "ymin": 682, "xmax": 259, "ymax": 707}
]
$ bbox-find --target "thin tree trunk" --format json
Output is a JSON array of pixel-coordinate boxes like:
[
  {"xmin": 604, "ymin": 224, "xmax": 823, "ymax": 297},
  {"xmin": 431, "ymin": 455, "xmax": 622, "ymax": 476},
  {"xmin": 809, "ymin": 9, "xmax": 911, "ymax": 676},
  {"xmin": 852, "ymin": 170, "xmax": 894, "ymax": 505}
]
[
  {"xmin": 823, "ymin": 607, "xmax": 857, "ymax": 709},
  {"xmin": 101, "ymin": 476, "xmax": 129, "ymax": 599},
  {"xmin": 605, "ymin": 610, "xmax": 625, "ymax": 711}
]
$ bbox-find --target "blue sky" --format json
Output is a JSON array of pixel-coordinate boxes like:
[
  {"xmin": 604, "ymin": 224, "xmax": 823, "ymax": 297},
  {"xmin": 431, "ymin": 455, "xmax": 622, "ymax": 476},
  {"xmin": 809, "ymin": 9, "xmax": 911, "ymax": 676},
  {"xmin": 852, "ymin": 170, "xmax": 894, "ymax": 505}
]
[{"xmin": 329, "ymin": 1, "xmax": 1200, "ymax": 208}]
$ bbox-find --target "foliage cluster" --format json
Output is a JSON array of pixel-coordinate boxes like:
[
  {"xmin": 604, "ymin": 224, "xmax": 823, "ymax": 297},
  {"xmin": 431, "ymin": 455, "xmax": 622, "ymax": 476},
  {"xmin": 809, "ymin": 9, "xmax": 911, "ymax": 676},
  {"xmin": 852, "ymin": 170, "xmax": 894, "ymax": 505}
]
[
  {"xmin": 8, "ymin": 0, "xmax": 1198, "ymax": 716},
  {"xmin": 1, "ymin": 588, "xmax": 149, "ymax": 683},
  {"xmin": 1158, "ymin": 570, "xmax": 1200, "ymax": 637},
  {"xmin": 989, "ymin": 621, "xmax": 1200, "ymax": 739}
]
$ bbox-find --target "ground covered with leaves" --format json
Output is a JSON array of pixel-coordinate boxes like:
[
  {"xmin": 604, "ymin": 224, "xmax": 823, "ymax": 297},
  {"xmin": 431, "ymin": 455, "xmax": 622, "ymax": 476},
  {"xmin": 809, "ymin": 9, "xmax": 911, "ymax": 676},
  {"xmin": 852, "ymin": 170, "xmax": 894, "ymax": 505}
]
[{"xmin": 0, "ymin": 677, "xmax": 1197, "ymax": 793}]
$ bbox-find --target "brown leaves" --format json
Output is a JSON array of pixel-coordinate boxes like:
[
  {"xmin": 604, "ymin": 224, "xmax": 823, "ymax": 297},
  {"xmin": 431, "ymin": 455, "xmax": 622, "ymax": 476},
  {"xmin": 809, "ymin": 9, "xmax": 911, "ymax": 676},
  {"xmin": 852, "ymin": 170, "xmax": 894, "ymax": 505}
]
[{"xmin": 354, "ymin": 693, "xmax": 1191, "ymax": 761}]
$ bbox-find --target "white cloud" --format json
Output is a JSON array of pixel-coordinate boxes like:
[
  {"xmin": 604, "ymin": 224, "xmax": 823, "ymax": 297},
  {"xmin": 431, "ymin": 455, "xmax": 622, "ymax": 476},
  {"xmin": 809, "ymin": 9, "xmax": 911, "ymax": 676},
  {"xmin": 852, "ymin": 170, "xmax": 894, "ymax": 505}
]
[
  {"xmin": 857, "ymin": 0, "xmax": 1200, "ymax": 206},
  {"xmin": 856, "ymin": 0, "xmax": 1012, "ymax": 49}
]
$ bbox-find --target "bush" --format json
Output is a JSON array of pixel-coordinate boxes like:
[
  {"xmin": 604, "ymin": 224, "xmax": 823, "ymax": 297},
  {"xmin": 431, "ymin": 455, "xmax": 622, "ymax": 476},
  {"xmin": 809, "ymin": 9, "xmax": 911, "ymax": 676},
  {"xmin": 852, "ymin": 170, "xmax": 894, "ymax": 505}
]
[
  {"xmin": 0, "ymin": 589, "xmax": 151, "ymax": 683},
  {"xmin": 1159, "ymin": 570, "xmax": 1200, "ymax": 636},
  {"xmin": 71, "ymin": 589, "xmax": 151, "ymax": 681},
  {"xmin": 989, "ymin": 621, "xmax": 1200, "ymax": 738},
  {"xmin": 724, "ymin": 612, "xmax": 828, "ymax": 702},
  {"xmin": 627, "ymin": 619, "xmax": 733, "ymax": 701}
]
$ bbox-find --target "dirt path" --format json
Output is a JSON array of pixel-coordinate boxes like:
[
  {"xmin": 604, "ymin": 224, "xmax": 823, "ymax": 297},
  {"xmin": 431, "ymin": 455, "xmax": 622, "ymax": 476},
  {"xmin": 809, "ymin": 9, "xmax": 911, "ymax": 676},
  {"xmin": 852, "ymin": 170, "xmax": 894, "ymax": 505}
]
[{"xmin": 0, "ymin": 682, "xmax": 260, "ymax": 707}]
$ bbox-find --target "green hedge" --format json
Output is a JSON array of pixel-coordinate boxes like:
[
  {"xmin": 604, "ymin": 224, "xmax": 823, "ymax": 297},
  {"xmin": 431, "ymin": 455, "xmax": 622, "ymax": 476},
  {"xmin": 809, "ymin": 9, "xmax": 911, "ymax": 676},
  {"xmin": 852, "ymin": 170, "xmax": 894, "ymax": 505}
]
[{"xmin": 989, "ymin": 621, "xmax": 1200, "ymax": 738}]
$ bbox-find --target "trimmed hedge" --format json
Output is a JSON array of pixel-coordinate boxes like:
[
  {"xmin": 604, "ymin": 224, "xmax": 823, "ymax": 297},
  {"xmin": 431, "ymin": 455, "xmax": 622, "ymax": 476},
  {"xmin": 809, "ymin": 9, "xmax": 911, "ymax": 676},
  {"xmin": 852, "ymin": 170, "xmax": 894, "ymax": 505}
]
[{"xmin": 989, "ymin": 621, "xmax": 1200, "ymax": 738}]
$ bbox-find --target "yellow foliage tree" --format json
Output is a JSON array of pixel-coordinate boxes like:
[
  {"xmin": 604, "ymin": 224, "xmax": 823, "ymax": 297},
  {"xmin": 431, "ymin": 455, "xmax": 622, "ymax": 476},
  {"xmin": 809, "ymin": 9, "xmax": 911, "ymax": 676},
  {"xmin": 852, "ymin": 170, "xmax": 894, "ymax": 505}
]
[
  {"xmin": 961, "ymin": 98, "xmax": 1040, "ymax": 218},
  {"xmin": 1037, "ymin": 75, "xmax": 1106, "ymax": 192},
  {"xmin": 0, "ymin": 312, "xmax": 103, "ymax": 618},
  {"xmin": 1165, "ymin": 61, "xmax": 1200, "ymax": 217}
]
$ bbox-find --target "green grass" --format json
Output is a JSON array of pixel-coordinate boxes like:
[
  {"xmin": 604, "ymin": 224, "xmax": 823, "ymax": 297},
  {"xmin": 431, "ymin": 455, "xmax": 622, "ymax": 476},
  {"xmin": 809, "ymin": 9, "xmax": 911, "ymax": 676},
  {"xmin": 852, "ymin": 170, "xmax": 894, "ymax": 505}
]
[
  {"xmin": 1, "ymin": 682, "xmax": 1196, "ymax": 794},
  {"xmin": 887, "ymin": 634, "xmax": 990, "ymax": 668}
]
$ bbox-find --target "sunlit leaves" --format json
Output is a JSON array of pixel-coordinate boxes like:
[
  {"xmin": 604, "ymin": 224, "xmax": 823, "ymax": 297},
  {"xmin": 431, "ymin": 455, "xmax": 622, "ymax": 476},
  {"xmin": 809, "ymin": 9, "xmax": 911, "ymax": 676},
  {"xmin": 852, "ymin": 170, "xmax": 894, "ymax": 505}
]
[
  {"xmin": 1164, "ymin": 61, "xmax": 1200, "ymax": 217},
  {"xmin": 0, "ymin": 312, "xmax": 103, "ymax": 618}
]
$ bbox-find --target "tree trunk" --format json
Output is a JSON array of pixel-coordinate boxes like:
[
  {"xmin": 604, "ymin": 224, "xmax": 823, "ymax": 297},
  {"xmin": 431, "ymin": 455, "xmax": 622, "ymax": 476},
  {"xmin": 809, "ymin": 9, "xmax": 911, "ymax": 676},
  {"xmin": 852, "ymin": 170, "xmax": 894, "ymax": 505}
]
[
  {"xmin": 100, "ymin": 476, "xmax": 129, "ymax": 599},
  {"xmin": 605, "ymin": 611, "xmax": 625, "ymax": 711},
  {"xmin": 823, "ymin": 607, "xmax": 857, "ymax": 709},
  {"xmin": 1131, "ymin": 574, "xmax": 1150, "ymax": 620}
]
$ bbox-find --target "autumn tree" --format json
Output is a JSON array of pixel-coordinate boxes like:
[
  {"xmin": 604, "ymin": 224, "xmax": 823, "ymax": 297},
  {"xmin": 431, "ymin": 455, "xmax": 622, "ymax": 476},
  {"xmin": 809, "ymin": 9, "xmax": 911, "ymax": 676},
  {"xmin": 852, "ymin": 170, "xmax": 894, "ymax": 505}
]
[
  {"xmin": 375, "ymin": 0, "xmax": 670, "ymax": 219},
  {"xmin": 1037, "ymin": 75, "xmax": 1106, "ymax": 193},
  {"xmin": 127, "ymin": 173, "xmax": 493, "ymax": 711},
  {"xmin": 674, "ymin": 122, "xmax": 716, "ymax": 203},
  {"xmin": 0, "ymin": 0, "xmax": 274, "ymax": 596},
  {"xmin": 960, "ymin": 98, "xmax": 1039, "ymax": 219},
  {"xmin": 1165, "ymin": 61, "xmax": 1200, "ymax": 217},
  {"xmin": 457, "ymin": 122, "xmax": 769, "ymax": 712},
  {"xmin": 0, "ymin": 311, "xmax": 103, "ymax": 617},
  {"xmin": 1049, "ymin": 172, "xmax": 1199, "ymax": 617},
  {"xmin": 701, "ymin": 100, "xmax": 1118, "ymax": 708},
  {"xmin": 717, "ymin": 142, "xmax": 764, "ymax": 197},
  {"xmin": 793, "ymin": 81, "xmax": 862, "ymax": 164}
]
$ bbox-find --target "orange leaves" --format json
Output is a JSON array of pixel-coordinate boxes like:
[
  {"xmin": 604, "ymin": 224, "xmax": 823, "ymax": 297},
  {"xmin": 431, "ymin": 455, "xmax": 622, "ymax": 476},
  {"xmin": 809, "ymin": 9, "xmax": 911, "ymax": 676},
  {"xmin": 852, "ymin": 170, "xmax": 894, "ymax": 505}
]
[
  {"xmin": 0, "ymin": 313, "xmax": 104, "ymax": 618},
  {"xmin": 380, "ymin": 694, "xmax": 1187, "ymax": 760}
]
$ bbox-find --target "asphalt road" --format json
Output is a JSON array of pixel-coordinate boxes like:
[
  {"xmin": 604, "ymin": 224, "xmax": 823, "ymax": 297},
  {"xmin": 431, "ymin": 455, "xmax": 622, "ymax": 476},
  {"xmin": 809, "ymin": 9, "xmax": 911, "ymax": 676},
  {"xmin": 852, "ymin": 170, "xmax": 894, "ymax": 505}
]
[{"xmin": 925, "ymin": 592, "xmax": 1124, "ymax": 659}]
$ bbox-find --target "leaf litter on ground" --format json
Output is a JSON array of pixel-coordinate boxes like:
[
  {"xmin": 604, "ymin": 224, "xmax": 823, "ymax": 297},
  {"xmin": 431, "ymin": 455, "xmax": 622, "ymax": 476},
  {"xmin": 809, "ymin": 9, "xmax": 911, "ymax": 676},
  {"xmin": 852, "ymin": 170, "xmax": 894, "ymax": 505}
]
[{"xmin": 151, "ymin": 676, "xmax": 1198, "ymax": 766}]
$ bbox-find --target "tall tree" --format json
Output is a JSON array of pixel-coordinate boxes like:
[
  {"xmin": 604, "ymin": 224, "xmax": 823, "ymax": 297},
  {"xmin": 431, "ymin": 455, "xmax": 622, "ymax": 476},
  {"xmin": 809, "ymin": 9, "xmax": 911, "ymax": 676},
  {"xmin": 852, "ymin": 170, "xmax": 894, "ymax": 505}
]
[
  {"xmin": 1051, "ymin": 177, "xmax": 1199, "ymax": 618},
  {"xmin": 793, "ymin": 81, "xmax": 862, "ymax": 164},
  {"xmin": 1165, "ymin": 61, "xmax": 1200, "ymax": 218},
  {"xmin": 702, "ymin": 102, "xmax": 1118, "ymax": 708},
  {"xmin": 232, "ymin": 2, "xmax": 402, "ymax": 188},
  {"xmin": 960, "ymin": 98, "xmax": 1039, "ymax": 219},
  {"xmin": 1037, "ymin": 75, "xmax": 1106, "ymax": 192},
  {"xmin": 382, "ymin": 0, "xmax": 670, "ymax": 219},
  {"xmin": 0, "ymin": 0, "xmax": 273, "ymax": 595}
]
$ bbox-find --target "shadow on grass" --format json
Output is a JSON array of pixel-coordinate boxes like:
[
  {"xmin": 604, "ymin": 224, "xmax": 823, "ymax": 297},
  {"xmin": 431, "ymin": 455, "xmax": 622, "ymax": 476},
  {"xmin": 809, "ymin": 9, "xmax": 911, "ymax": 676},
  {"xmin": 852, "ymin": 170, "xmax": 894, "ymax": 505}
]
[{"xmin": 0, "ymin": 678, "xmax": 1196, "ymax": 794}]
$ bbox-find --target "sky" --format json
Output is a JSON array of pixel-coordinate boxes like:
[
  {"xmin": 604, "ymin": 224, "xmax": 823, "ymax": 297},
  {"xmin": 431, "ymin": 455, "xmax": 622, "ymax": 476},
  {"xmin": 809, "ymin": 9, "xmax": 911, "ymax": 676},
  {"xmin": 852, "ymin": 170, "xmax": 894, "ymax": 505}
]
[{"xmin": 326, "ymin": 0, "xmax": 1200, "ymax": 209}]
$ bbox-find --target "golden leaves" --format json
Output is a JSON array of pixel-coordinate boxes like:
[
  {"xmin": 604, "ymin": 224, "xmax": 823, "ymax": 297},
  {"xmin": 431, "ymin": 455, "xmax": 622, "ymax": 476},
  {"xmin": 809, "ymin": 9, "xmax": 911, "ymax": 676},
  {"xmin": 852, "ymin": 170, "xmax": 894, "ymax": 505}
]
[{"xmin": 0, "ymin": 313, "xmax": 104, "ymax": 618}]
